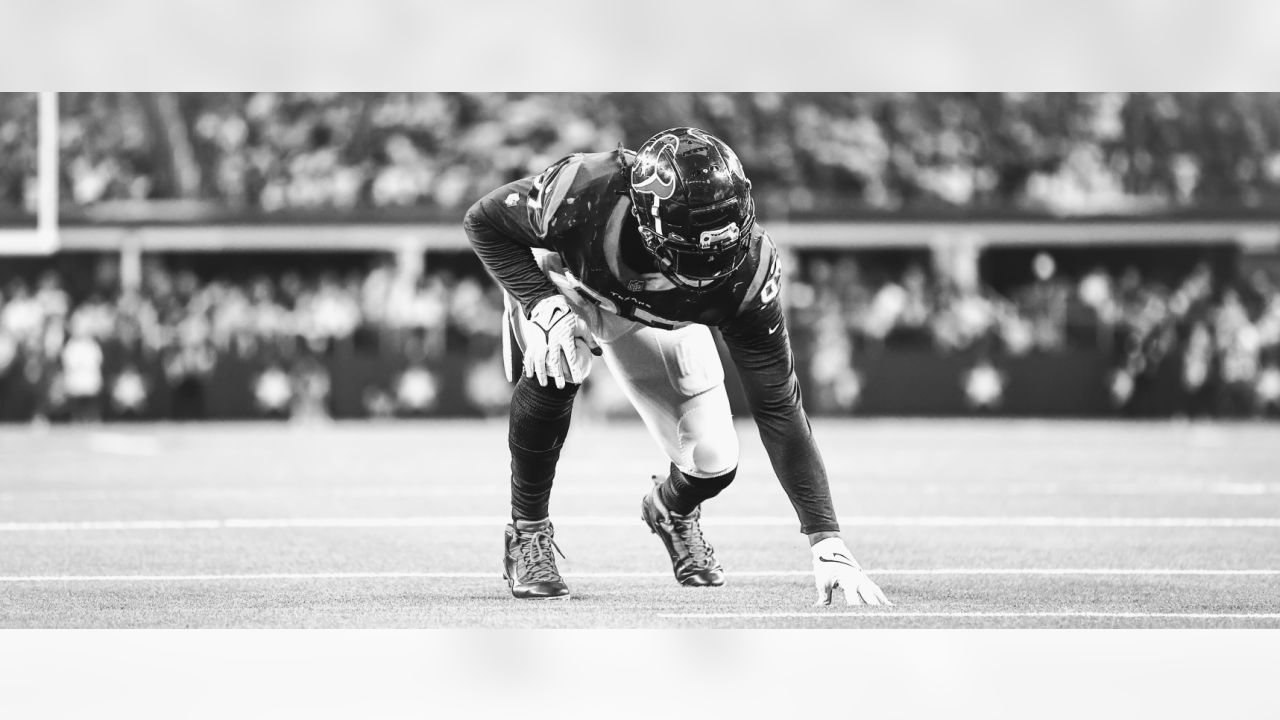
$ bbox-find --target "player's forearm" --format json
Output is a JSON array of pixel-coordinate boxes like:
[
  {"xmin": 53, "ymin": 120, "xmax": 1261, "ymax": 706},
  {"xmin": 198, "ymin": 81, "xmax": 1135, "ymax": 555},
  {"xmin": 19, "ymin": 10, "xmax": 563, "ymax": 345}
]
[
  {"xmin": 721, "ymin": 312, "xmax": 840, "ymax": 534},
  {"xmin": 751, "ymin": 398, "xmax": 841, "ymax": 535},
  {"xmin": 463, "ymin": 199, "xmax": 560, "ymax": 310}
]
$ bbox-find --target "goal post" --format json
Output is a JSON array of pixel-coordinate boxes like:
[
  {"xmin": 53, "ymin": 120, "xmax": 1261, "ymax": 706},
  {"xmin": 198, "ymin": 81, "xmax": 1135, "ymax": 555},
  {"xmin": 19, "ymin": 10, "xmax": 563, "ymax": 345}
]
[{"xmin": 0, "ymin": 91, "xmax": 59, "ymax": 255}]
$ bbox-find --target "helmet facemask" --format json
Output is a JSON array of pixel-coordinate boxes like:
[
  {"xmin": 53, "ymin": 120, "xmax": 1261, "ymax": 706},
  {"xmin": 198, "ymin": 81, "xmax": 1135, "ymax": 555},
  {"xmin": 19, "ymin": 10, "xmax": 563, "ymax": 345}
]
[{"xmin": 634, "ymin": 202, "xmax": 755, "ymax": 291}]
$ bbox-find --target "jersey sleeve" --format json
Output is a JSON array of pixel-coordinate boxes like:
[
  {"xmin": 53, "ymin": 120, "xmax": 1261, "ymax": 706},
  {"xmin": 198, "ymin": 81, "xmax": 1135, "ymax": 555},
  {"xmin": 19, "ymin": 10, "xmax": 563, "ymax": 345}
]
[
  {"xmin": 462, "ymin": 154, "xmax": 588, "ymax": 312},
  {"xmin": 718, "ymin": 245, "xmax": 840, "ymax": 535},
  {"xmin": 735, "ymin": 228, "xmax": 784, "ymax": 317}
]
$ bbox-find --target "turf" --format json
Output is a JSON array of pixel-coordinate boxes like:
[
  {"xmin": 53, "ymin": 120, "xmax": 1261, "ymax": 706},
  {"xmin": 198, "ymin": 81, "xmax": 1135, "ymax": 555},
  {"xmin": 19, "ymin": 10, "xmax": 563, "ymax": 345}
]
[{"xmin": 2, "ymin": 418, "xmax": 1278, "ymax": 628}]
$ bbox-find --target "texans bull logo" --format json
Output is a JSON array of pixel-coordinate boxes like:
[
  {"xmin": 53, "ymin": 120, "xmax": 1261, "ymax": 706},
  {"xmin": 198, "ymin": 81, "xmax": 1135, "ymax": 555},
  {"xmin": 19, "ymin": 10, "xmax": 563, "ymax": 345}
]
[{"xmin": 631, "ymin": 133, "xmax": 680, "ymax": 200}]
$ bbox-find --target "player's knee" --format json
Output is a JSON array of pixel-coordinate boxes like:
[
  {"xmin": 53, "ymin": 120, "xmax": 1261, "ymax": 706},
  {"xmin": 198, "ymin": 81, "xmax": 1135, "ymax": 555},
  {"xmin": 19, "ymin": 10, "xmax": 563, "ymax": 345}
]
[
  {"xmin": 512, "ymin": 375, "xmax": 579, "ymax": 425},
  {"xmin": 510, "ymin": 378, "xmax": 580, "ymax": 454},
  {"xmin": 685, "ymin": 423, "xmax": 739, "ymax": 478},
  {"xmin": 522, "ymin": 376, "xmax": 579, "ymax": 409}
]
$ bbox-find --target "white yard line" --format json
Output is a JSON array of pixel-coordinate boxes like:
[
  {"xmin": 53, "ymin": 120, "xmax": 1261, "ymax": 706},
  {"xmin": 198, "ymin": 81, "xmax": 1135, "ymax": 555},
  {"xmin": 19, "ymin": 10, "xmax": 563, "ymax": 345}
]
[
  {"xmin": 658, "ymin": 611, "xmax": 1280, "ymax": 620},
  {"xmin": 2, "ymin": 568, "xmax": 1279, "ymax": 583},
  {"xmin": 872, "ymin": 568, "xmax": 1280, "ymax": 575},
  {"xmin": 3, "ymin": 515, "xmax": 1280, "ymax": 531},
  {"xmin": 0, "ymin": 572, "xmax": 497, "ymax": 582},
  {"xmin": 5, "ymin": 481, "xmax": 1280, "ymax": 499},
  {"xmin": 86, "ymin": 432, "xmax": 162, "ymax": 457}
]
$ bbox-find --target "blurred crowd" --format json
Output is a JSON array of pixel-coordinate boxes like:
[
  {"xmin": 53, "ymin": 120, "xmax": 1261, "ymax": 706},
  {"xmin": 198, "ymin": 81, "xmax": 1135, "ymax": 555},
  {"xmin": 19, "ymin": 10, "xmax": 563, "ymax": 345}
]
[
  {"xmin": 0, "ymin": 257, "xmax": 509, "ymax": 422},
  {"xmin": 54, "ymin": 93, "xmax": 618, "ymax": 215},
  {"xmin": 4, "ymin": 251, "xmax": 1279, "ymax": 422},
  {"xmin": 0, "ymin": 93, "xmax": 37, "ymax": 213},
  {"xmin": 18, "ymin": 93, "xmax": 1280, "ymax": 217},
  {"xmin": 5, "ymin": 92, "xmax": 1280, "ymax": 421},
  {"xmin": 788, "ymin": 253, "xmax": 1280, "ymax": 415}
]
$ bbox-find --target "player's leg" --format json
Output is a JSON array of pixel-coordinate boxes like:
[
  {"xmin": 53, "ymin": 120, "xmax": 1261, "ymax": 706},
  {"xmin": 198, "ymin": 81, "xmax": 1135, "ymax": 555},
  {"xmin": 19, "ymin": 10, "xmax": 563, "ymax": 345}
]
[
  {"xmin": 599, "ymin": 324, "xmax": 739, "ymax": 586},
  {"xmin": 602, "ymin": 323, "xmax": 740, "ymax": 506},
  {"xmin": 499, "ymin": 288, "xmax": 595, "ymax": 600}
]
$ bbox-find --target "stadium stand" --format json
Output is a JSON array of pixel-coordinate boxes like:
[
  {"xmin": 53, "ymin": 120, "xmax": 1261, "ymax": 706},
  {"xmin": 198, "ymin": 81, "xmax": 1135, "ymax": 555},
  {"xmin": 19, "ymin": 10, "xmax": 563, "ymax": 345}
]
[
  {"xmin": 2, "ymin": 93, "xmax": 1279, "ymax": 421},
  {"xmin": 41, "ymin": 92, "xmax": 1280, "ymax": 217}
]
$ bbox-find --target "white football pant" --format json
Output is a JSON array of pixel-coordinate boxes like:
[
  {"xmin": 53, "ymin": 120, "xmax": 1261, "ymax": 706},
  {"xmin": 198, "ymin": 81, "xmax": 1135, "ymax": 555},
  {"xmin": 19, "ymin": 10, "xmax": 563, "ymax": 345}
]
[{"xmin": 503, "ymin": 251, "xmax": 739, "ymax": 479}]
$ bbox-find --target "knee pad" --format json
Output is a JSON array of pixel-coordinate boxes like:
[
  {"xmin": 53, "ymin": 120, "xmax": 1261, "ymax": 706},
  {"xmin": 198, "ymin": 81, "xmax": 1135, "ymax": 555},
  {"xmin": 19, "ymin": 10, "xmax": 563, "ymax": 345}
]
[{"xmin": 677, "ymin": 404, "xmax": 739, "ymax": 478}]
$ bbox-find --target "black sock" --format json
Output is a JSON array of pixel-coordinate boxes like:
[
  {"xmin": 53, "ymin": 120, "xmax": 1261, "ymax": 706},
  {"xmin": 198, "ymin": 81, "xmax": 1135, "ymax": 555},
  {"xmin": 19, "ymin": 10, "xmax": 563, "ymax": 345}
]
[
  {"xmin": 658, "ymin": 463, "xmax": 737, "ymax": 516},
  {"xmin": 508, "ymin": 376, "xmax": 579, "ymax": 522}
]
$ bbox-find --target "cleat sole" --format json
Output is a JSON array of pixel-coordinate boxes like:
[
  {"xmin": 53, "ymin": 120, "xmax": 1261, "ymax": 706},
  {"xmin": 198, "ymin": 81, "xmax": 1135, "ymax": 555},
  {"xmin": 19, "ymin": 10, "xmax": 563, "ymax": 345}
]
[{"xmin": 510, "ymin": 588, "xmax": 571, "ymax": 599}]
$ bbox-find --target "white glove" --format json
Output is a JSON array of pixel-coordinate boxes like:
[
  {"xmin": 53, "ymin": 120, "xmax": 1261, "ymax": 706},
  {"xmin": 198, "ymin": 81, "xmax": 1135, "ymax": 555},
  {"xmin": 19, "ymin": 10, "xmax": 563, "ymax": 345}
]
[
  {"xmin": 811, "ymin": 537, "xmax": 891, "ymax": 606},
  {"xmin": 524, "ymin": 295, "xmax": 582, "ymax": 389}
]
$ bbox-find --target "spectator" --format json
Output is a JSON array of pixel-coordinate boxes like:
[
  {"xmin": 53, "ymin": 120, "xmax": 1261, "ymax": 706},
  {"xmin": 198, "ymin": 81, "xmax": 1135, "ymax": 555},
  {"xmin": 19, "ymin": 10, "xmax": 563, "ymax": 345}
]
[
  {"xmin": 395, "ymin": 365, "xmax": 438, "ymax": 416},
  {"xmin": 1, "ymin": 250, "xmax": 1277, "ymax": 421},
  {"xmin": 61, "ymin": 324, "xmax": 104, "ymax": 422},
  {"xmin": 291, "ymin": 355, "xmax": 332, "ymax": 422},
  {"xmin": 110, "ymin": 364, "xmax": 149, "ymax": 418},
  {"xmin": 964, "ymin": 362, "xmax": 1006, "ymax": 410},
  {"xmin": 1215, "ymin": 289, "xmax": 1262, "ymax": 415},
  {"xmin": 42, "ymin": 93, "xmax": 1280, "ymax": 216},
  {"xmin": 254, "ymin": 364, "xmax": 293, "ymax": 419}
]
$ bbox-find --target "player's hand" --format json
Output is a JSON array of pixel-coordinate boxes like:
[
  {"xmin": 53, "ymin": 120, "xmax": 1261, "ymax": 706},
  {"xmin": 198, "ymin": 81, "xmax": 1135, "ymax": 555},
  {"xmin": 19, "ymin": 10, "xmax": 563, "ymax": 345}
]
[
  {"xmin": 811, "ymin": 537, "xmax": 891, "ymax": 606},
  {"xmin": 524, "ymin": 295, "xmax": 581, "ymax": 389}
]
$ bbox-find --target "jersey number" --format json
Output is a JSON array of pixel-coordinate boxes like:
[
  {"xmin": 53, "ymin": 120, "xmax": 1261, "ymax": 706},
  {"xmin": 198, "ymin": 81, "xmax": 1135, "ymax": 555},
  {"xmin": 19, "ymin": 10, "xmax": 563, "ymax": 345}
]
[
  {"xmin": 526, "ymin": 154, "xmax": 578, "ymax": 238},
  {"xmin": 759, "ymin": 251, "xmax": 782, "ymax": 305}
]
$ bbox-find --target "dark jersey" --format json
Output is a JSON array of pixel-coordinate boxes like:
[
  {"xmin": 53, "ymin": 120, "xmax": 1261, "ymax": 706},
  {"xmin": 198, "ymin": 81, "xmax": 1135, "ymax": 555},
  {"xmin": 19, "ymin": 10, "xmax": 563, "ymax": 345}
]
[{"xmin": 464, "ymin": 150, "xmax": 839, "ymax": 535}]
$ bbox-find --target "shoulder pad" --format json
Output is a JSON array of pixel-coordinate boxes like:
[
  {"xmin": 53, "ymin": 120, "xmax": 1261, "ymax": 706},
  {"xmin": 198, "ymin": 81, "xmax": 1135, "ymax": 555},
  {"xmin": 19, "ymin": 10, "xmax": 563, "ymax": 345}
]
[
  {"xmin": 526, "ymin": 152, "xmax": 625, "ymax": 238},
  {"xmin": 526, "ymin": 154, "xmax": 585, "ymax": 238}
]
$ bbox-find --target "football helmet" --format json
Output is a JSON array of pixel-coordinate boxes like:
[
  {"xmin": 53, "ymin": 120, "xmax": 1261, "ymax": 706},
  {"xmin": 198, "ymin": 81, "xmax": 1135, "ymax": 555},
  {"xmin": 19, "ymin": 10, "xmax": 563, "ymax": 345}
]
[{"xmin": 628, "ymin": 127, "xmax": 755, "ymax": 291}]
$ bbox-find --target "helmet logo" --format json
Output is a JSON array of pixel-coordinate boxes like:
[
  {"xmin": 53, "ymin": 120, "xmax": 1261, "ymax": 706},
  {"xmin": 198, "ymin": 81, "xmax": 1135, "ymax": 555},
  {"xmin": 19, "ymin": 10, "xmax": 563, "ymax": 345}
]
[
  {"xmin": 699, "ymin": 222, "xmax": 739, "ymax": 249},
  {"xmin": 631, "ymin": 133, "xmax": 679, "ymax": 200}
]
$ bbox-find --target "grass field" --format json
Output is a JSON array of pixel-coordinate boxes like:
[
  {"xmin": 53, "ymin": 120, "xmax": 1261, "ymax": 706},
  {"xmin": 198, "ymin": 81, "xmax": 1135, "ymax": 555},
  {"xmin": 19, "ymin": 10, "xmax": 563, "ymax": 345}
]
[{"xmin": 2, "ymin": 418, "xmax": 1278, "ymax": 628}]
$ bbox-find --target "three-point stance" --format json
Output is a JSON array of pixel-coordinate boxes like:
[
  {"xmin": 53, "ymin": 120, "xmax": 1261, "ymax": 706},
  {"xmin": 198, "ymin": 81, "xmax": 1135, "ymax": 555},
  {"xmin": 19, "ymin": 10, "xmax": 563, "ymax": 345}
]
[{"xmin": 464, "ymin": 127, "xmax": 889, "ymax": 606}]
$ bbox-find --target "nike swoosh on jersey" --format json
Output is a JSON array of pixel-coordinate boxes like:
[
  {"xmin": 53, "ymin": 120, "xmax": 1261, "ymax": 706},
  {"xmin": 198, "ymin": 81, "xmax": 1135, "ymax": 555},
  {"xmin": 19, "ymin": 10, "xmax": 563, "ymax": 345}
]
[{"xmin": 818, "ymin": 555, "xmax": 856, "ymax": 567}]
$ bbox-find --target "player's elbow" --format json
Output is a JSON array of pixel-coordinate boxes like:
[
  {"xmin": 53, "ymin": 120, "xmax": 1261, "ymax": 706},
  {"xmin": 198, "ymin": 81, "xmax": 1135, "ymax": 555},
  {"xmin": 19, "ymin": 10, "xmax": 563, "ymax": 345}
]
[
  {"xmin": 748, "ymin": 381, "xmax": 802, "ymax": 420},
  {"xmin": 462, "ymin": 198, "xmax": 489, "ymax": 236}
]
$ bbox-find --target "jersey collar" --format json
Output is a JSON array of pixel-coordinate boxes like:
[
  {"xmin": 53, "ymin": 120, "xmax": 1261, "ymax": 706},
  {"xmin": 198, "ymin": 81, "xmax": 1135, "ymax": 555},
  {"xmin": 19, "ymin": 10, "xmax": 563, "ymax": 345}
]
[{"xmin": 604, "ymin": 196, "xmax": 676, "ymax": 292}]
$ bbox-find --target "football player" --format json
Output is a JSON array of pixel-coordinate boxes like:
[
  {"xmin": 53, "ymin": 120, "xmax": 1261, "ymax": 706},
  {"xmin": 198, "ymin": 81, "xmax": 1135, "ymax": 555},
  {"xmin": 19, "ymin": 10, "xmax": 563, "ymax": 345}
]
[{"xmin": 464, "ymin": 127, "xmax": 889, "ymax": 606}]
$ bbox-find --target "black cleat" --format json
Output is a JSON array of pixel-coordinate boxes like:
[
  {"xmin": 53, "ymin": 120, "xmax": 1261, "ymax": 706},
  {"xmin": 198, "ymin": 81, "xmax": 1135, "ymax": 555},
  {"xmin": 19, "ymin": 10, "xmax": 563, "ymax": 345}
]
[
  {"xmin": 641, "ymin": 482, "xmax": 725, "ymax": 587},
  {"xmin": 503, "ymin": 518, "xmax": 571, "ymax": 599}
]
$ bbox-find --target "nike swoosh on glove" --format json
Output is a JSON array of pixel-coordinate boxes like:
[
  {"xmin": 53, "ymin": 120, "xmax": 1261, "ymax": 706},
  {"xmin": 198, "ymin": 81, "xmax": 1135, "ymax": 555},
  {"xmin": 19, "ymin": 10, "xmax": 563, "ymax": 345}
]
[
  {"xmin": 525, "ymin": 295, "xmax": 582, "ymax": 389},
  {"xmin": 811, "ymin": 537, "xmax": 891, "ymax": 606}
]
